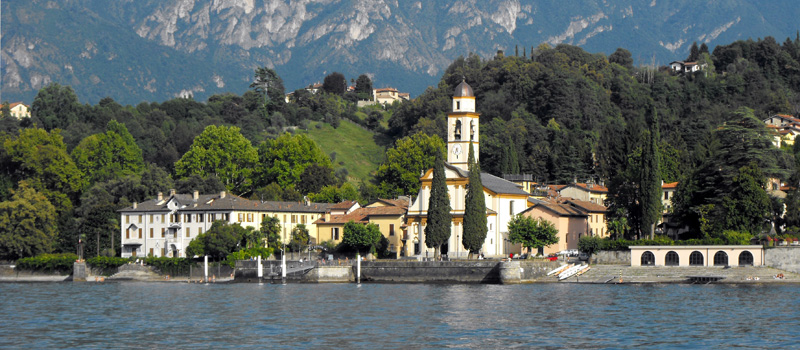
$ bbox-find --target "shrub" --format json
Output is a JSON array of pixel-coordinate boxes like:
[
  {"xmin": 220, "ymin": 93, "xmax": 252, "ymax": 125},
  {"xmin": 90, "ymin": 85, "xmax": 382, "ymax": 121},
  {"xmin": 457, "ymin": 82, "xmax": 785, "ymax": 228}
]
[
  {"xmin": 720, "ymin": 230, "xmax": 752, "ymax": 245},
  {"xmin": 578, "ymin": 236, "xmax": 602, "ymax": 255},
  {"xmin": 87, "ymin": 256, "xmax": 129, "ymax": 271},
  {"xmin": 223, "ymin": 247, "xmax": 274, "ymax": 268},
  {"xmin": 16, "ymin": 253, "xmax": 78, "ymax": 274},
  {"xmin": 144, "ymin": 257, "xmax": 192, "ymax": 276}
]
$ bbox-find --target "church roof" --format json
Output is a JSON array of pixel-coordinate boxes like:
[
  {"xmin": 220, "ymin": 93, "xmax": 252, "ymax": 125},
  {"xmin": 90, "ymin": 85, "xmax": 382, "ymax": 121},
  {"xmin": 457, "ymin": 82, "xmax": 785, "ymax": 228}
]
[
  {"xmin": 453, "ymin": 80, "xmax": 474, "ymax": 97},
  {"xmin": 441, "ymin": 163, "xmax": 529, "ymax": 196}
]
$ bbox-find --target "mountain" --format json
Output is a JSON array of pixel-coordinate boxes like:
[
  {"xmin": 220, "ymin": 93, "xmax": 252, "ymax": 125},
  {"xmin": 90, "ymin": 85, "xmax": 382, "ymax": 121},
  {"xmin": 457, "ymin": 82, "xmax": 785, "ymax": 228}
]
[{"xmin": 2, "ymin": 0, "xmax": 799, "ymax": 105}]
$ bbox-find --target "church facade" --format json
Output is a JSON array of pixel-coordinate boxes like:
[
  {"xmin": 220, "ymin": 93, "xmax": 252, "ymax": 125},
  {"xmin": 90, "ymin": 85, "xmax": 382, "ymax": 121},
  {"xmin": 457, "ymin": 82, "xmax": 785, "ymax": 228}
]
[{"xmin": 405, "ymin": 81, "xmax": 531, "ymax": 258}]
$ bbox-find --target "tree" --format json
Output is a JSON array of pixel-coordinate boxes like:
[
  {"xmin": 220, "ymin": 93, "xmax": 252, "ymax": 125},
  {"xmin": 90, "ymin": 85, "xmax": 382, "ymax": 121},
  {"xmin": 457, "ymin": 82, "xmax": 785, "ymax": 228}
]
[
  {"xmin": 0, "ymin": 182, "xmax": 58, "ymax": 260},
  {"xmin": 297, "ymin": 163, "xmax": 337, "ymax": 195},
  {"xmin": 687, "ymin": 41, "xmax": 700, "ymax": 61},
  {"xmin": 578, "ymin": 236, "xmax": 602, "ymax": 256},
  {"xmin": 188, "ymin": 221, "xmax": 247, "ymax": 260},
  {"xmin": 30, "ymin": 83, "xmax": 83, "ymax": 131},
  {"xmin": 71, "ymin": 120, "xmax": 144, "ymax": 185},
  {"xmin": 75, "ymin": 182, "xmax": 120, "ymax": 257},
  {"xmin": 507, "ymin": 215, "xmax": 559, "ymax": 256},
  {"xmin": 721, "ymin": 162, "xmax": 772, "ymax": 235},
  {"xmin": 342, "ymin": 221, "xmax": 382, "ymax": 255},
  {"xmin": 308, "ymin": 183, "xmax": 359, "ymax": 203},
  {"xmin": 640, "ymin": 111, "xmax": 662, "ymax": 239},
  {"xmin": 255, "ymin": 133, "xmax": 331, "ymax": 188},
  {"xmin": 4, "ymin": 128, "xmax": 85, "ymax": 199},
  {"xmin": 288, "ymin": 224, "xmax": 310, "ymax": 252},
  {"xmin": 354, "ymin": 74, "xmax": 373, "ymax": 100},
  {"xmin": 462, "ymin": 143, "xmax": 487, "ymax": 258},
  {"xmin": 374, "ymin": 132, "xmax": 446, "ymax": 198},
  {"xmin": 260, "ymin": 216, "xmax": 282, "ymax": 249},
  {"xmin": 249, "ymin": 67, "xmax": 285, "ymax": 114},
  {"xmin": 323, "ymin": 72, "xmax": 347, "ymax": 95},
  {"xmin": 174, "ymin": 125, "xmax": 257, "ymax": 196},
  {"xmin": 424, "ymin": 151, "xmax": 451, "ymax": 259},
  {"xmin": 609, "ymin": 48, "xmax": 633, "ymax": 69}
]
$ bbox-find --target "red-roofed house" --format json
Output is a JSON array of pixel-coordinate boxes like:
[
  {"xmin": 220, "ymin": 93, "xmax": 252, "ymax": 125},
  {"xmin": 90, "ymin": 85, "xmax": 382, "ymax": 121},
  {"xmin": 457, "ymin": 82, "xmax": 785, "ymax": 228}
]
[
  {"xmin": 558, "ymin": 182, "xmax": 608, "ymax": 205},
  {"xmin": 314, "ymin": 199, "xmax": 408, "ymax": 258},
  {"xmin": 5, "ymin": 102, "xmax": 30, "ymax": 119}
]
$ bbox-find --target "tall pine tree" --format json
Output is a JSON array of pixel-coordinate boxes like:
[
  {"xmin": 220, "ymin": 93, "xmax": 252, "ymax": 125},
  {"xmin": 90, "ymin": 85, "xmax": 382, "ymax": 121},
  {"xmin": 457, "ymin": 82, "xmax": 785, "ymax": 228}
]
[
  {"xmin": 462, "ymin": 143, "xmax": 487, "ymax": 258},
  {"xmin": 640, "ymin": 109, "xmax": 662, "ymax": 239},
  {"xmin": 425, "ymin": 150, "xmax": 451, "ymax": 259}
]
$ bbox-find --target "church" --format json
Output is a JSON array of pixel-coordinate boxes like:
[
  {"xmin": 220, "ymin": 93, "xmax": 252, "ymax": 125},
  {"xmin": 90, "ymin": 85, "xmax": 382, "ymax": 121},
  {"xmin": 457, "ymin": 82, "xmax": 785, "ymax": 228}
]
[{"xmin": 405, "ymin": 80, "xmax": 531, "ymax": 258}]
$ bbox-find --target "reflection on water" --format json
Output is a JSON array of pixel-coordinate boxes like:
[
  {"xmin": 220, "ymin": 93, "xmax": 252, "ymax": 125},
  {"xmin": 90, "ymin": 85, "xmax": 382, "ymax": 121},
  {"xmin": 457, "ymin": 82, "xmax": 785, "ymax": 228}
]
[{"xmin": 1, "ymin": 282, "xmax": 798, "ymax": 349}]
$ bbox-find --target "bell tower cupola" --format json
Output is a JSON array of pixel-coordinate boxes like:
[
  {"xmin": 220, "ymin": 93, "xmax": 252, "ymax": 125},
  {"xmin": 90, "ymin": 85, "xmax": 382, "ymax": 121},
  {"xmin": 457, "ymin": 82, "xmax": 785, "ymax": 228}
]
[{"xmin": 447, "ymin": 80, "xmax": 479, "ymax": 170}]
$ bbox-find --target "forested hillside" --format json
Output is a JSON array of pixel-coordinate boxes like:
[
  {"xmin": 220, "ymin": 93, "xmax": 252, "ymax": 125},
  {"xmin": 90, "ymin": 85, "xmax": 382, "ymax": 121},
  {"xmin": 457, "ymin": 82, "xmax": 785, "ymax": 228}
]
[{"xmin": 2, "ymin": 36, "xmax": 800, "ymax": 261}]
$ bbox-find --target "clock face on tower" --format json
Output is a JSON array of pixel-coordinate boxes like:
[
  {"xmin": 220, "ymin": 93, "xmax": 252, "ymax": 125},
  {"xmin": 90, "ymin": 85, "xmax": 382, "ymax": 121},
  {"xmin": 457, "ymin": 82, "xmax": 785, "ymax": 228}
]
[{"xmin": 452, "ymin": 144, "xmax": 462, "ymax": 156}]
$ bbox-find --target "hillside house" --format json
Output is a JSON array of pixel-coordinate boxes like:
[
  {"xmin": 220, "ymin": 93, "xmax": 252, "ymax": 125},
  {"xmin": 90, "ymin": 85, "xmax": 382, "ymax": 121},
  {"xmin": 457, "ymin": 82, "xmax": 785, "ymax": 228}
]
[
  {"xmin": 669, "ymin": 61, "xmax": 707, "ymax": 74},
  {"xmin": 558, "ymin": 182, "xmax": 608, "ymax": 205},
  {"xmin": 373, "ymin": 87, "xmax": 410, "ymax": 105},
  {"xmin": 5, "ymin": 102, "xmax": 30, "ymax": 119}
]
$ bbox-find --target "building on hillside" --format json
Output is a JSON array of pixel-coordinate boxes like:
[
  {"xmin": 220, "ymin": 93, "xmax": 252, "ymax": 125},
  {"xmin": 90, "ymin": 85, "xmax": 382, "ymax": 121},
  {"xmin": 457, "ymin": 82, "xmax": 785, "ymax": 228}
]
[
  {"xmin": 406, "ymin": 80, "xmax": 531, "ymax": 258},
  {"xmin": 669, "ymin": 61, "xmax": 707, "ymax": 74},
  {"xmin": 313, "ymin": 198, "xmax": 409, "ymax": 258},
  {"xmin": 373, "ymin": 87, "xmax": 410, "ymax": 105},
  {"xmin": 661, "ymin": 181, "xmax": 678, "ymax": 213},
  {"xmin": 5, "ymin": 102, "xmax": 30, "ymax": 119},
  {"xmin": 764, "ymin": 114, "xmax": 800, "ymax": 148},
  {"xmin": 558, "ymin": 182, "xmax": 608, "ymax": 205},
  {"xmin": 118, "ymin": 190, "xmax": 334, "ymax": 258}
]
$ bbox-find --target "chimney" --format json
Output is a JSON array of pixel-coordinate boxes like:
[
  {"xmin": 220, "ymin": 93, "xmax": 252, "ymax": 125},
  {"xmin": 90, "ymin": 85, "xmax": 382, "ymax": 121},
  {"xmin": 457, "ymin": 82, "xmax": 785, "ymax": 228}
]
[
  {"xmin": 325, "ymin": 211, "xmax": 331, "ymax": 222},
  {"xmin": 170, "ymin": 188, "xmax": 176, "ymax": 196},
  {"xmin": 573, "ymin": 177, "xmax": 577, "ymax": 184},
  {"xmin": 133, "ymin": 202, "xmax": 137, "ymax": 209},
  {"xmin": 220, "ymin": 191, "xmax": 226, "ymax": 198},
  {"xmin": 193, "ymin": 190, "xmax": 199, "ymax": 200},
  {"xmin": 157, "ymin": 192, "xmax": 163, "ymax": 201}
]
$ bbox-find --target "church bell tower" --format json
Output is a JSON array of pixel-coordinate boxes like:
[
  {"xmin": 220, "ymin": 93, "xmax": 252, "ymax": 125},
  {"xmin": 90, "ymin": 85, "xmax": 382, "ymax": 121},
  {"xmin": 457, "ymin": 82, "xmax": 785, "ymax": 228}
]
[{"xmin": 447, "ymin": 80, "xmax": 479, "ymax": 171}]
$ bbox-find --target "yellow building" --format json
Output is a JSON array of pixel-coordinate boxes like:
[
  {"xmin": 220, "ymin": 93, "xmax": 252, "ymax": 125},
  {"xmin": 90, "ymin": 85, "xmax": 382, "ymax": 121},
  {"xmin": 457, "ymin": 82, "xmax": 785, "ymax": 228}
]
[
  {"xmin": 519, "ymin": 199, "xmax": 587, "ymax": 255},
  {"xmin": 558, "ymin": 182, "xmax": 608, "ymax": 205},
  {"xmin": 313, "ymin": 199, "xmax": 408, "ymax": 258}
]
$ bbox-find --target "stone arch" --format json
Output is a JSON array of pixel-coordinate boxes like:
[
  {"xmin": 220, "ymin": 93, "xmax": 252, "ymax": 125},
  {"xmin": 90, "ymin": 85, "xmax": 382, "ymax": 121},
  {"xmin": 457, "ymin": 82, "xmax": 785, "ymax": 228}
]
[
  {"xmin": 665, "ymin": 251, "xmax": 679, "ymax": 266},
  {"xmin": 641, "ymin": 251, "xmax": 655, "ymax": 266},
  {"xmin": 713, "ymin": 251, "xmax": 728, "ymax": 266},
  {"xmin": 689, "ymin": 251, "xmax": 704, "ymax": 266},
  {"xmin": 738, "ymin": 251, "xmax": 754, "ymax": 266}
]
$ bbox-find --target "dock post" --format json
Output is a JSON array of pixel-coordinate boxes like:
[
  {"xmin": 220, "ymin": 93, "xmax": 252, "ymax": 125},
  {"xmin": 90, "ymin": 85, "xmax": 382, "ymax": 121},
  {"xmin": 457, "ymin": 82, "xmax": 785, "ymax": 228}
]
[
  {"xmin": 257, "ymin": 255, "xmax": 262, "ymax": 282},
  {"xmin": 281, "ymin": 250, "xmax": 286, "ymax": 283},
  {"xmin": 204, "ymin": 255, "xmax": 208, "ymax": 282},
  {"xmin": 357, "ymin": 253, "xmax": 361, "ymax": 284}
]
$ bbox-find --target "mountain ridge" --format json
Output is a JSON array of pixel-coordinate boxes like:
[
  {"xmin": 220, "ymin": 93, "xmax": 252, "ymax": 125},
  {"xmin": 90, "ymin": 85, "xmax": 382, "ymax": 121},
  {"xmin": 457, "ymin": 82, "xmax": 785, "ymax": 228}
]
[{"xmin": 2, "ymin": 0, "xmax": 798, "ymax": 105}]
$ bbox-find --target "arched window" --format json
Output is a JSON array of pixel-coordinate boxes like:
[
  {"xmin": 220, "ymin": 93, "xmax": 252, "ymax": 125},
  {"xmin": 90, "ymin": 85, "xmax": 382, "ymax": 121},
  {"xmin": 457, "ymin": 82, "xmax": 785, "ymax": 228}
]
[
  {"xmin": 689, "ymin": 251, "xmax": 704, "ymax": 266},
  {"xmin": 454, "ymin": 120, "xmax": 462, "ymax": 140},
  {"xmin": 713, "ymin": 251, "xmax": 728, "ymax": 266},
  {"xmin": 738, "ymin": 251, "xmax": 754, "ymax": 266},
  {"xmin": 641, "ymin": 251, "xmax": 655, "ymax": 266},
  {"xmin": 665, "ymin": 251, "xmax": 679, "ymax": 266},
  {"xmin": 470, "ymin": 120, "xmax": 475, "ymax": 141}
]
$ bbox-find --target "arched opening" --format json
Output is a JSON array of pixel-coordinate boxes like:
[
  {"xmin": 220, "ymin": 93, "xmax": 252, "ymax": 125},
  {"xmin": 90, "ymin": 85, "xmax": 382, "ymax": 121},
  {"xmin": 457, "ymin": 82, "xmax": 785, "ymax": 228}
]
[
  {"xmin": 689, "ymin": 251, "xmax": 704, "ymax": 266},
  {"xmin": 641, "ymin": 251, "xmax": 655, "ymax": 266},
  {"xmin": 454, "ymin": 120, "xmax": 462, "ymax": 141},
  {"xmin": 470, "ymin": 120, "xmax": 475, "ymax": 141},
  {"xmin": 738, "ymin": 251, "xmax": 754, "ymax": 266},
  {"xmin": 665, "ymin": 251, "xmax": 680, "ymax": 266},
  {"xmin": 713, "ymin": 251, "xmax": 728, "ymax": 266}
]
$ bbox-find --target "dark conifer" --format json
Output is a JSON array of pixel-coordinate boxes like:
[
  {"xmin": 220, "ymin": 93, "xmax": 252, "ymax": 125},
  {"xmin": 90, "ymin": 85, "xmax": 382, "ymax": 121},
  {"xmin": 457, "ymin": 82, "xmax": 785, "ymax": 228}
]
[
  {"xmin": 462, "ymin": 143, "xmax": 487, "ymax": 258},
  {"xmin": 640, "ymin": 109, "xmax": 662, "ymax": 239},
  {"xmin": 425, "ymin": 150, "xmax": 451, "ymax": 259}
]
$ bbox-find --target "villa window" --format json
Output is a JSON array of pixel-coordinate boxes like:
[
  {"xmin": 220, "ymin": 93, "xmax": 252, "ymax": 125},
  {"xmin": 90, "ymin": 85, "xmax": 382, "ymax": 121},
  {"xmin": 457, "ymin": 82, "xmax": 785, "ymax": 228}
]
[
  {"xmin": 713, "ymin": 251, "xmax": 728, "ymax": 266},
  {"xmin": 333, "ymin": 228, "xmax": 340, "ymax": 240},
  {"xmin": 161, "ymin": 228, "xmax": 165, "ymax": 237},
  {"xmin": 689, "ymin": 251, "xmax": 704, "ymax": 266},
  {"xmin": 126, "ymin": 229, "xmax": 130, "ymax": 239},
  {"xmin": 390, "ymin": 224, "xmax": 395, "ymax": 236},
  {"xmin": 126, "ymin": 215, "xmax": 130, "ymax": 224},
  {"xmin": 138, "ymin": 229, "xmax": 142, "ymax": 239},
  {"xmin": 150, "ymin": 228, "xmax": 154, "ymax": 238},
  {"xmin": 641, "ymin": 251, "xmax": 655, "ymax": 266},
  {"xmin": 665, "ymin": 251, "xmax": 679, "ymax": 266}
]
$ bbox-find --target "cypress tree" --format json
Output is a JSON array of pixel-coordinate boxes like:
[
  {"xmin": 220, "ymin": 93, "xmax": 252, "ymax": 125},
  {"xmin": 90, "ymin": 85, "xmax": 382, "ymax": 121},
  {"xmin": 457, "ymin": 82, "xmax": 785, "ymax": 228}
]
[
  {"xmin": 425, "ymin": 150, "xmax": 451, "ymax": 259},
  {"xmin": 640, "ymin": 109, "xmax": 662, "ymax": 239},
  {"xmin": 462, "ymin": 143, "xmax": 487, "ymax": 258}
]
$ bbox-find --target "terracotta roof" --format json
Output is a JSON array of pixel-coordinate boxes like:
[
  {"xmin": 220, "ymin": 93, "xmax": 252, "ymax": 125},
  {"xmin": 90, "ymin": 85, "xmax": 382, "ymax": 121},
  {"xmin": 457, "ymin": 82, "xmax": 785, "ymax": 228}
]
[
  {"xmin": 565, "ymin": 199, "xmax": 607, "ymax": 213},
  {"xmin": 8, "ymin": 102, "xmax": 27, "ymax": 108},
  {"xmin": 523, "ymin": 199, "xmax": 587, "ymax": 217},
  {"xmin": 375, "ymin": 87, "xmax": 398, "ymax": 93},
  {"xmin": 329, "ymin": 200, "xmax": 358, "ymax": 209},
  {"xmin": 662, "ymin": 182, "xmax": 679, "ymax": 189},
  {"xmin": 562, "ymin": 183, "xmax": 608, "ymax": 193},
  {"xmin": 314, "ymin": 206, "xmax": 406, "ymax": 225},
  {"xmin": 367, "ymin": 198, "xmax": 408, "ymax": 208}
]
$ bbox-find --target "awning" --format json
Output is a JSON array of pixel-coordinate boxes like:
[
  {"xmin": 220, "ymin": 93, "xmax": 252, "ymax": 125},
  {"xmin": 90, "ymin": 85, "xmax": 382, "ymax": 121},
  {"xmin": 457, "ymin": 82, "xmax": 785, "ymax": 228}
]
[{"xmin": 123, "ymin": 243, "xmax": 142, "ymax": 247}]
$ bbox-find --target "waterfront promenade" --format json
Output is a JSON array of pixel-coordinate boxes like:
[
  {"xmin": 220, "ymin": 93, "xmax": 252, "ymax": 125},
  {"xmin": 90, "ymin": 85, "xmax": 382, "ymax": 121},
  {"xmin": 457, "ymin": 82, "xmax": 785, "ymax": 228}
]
[{"xmin": 574, "ymin": 264, "xmax": 800, "ymax": 284}]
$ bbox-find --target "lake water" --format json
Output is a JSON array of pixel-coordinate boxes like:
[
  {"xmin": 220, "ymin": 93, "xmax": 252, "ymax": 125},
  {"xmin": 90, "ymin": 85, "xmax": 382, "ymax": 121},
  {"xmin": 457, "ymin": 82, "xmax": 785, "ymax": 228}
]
[{"xmin": 1, "ymin": 282, "xmax": 799, "ymax": 349}]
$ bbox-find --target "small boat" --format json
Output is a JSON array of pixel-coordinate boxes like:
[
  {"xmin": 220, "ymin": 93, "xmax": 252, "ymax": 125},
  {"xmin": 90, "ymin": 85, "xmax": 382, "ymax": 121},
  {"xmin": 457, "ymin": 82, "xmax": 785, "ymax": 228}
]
[
  {"xmin": 576, "ymin": 265, "xmax": 591, "ymax": 276},
  {"xmin": 558, "ymin": 264, "xmax": 583, "ymax": 280},
  {"xmin": 547, "ymin": 263, "xmax": 570, "ymax": 276}
]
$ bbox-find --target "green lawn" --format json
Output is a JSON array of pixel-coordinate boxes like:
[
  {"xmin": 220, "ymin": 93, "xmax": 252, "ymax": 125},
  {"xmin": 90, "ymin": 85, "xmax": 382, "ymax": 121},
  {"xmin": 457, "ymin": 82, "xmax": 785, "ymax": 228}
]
[{"xmin": 302, "ymin": 120, "xmax": 385, "ymax": 183}]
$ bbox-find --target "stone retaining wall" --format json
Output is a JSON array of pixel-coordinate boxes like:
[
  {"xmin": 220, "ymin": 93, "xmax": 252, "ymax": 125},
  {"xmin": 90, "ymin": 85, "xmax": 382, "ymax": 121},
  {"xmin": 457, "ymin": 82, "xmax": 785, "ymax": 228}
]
[
  {"xmin": 592, "ymin": 251, "xmax": 631, "ymax": 265},
  {"xmin": 360, "ymin": 261, "xmax": 501, "ymax": 283},
  {"xmin": 765, "ymin": 247, "xmax": 800, "ymax": 274}
]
